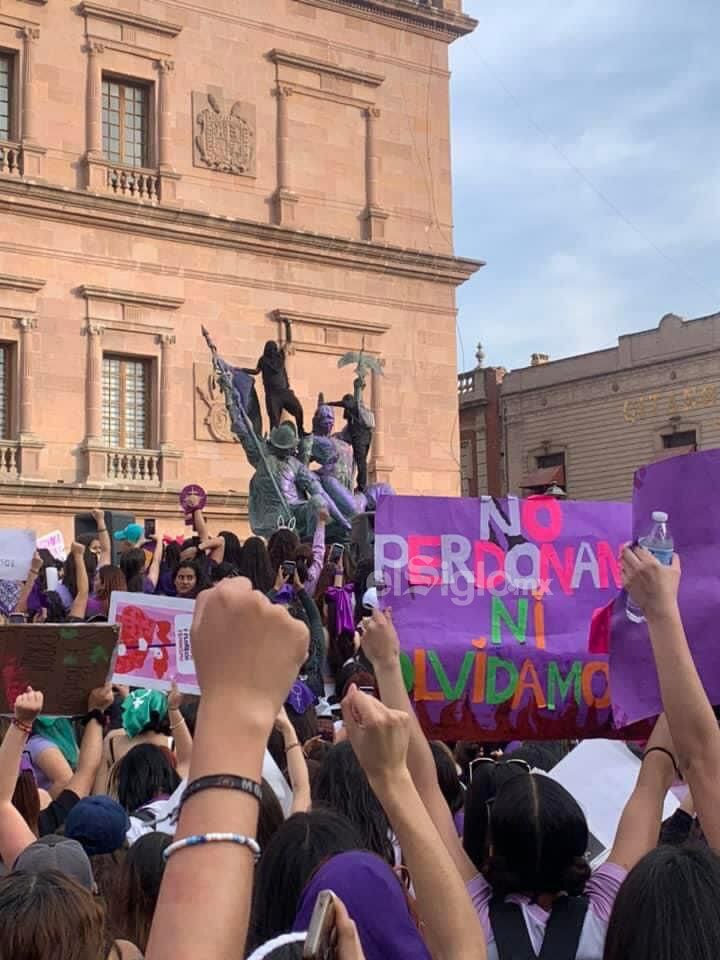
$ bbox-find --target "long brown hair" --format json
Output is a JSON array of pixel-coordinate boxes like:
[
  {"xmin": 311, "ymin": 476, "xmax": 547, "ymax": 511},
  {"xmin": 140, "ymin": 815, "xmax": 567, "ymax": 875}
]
[
  {"xmin": 107, "ymin": 832, "xmax": 170, "ymax": 953},
  {"xmin": 0, "ymin": 870, "xmax": 107, "ymax": 960},
  {"xmin": 96, "ymin": 565, "xmax": 127, "ymax": 615},
  {"xmin": 12, "ymin": 770, "xmax": 39, "ymax": 836}
]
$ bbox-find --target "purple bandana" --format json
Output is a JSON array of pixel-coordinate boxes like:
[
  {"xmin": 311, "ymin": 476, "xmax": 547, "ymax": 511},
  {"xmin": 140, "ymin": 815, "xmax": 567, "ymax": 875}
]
[
  {"xmin": 271, "ymin": 584, "xmax": 295, "ymax": 605},
  {"xmin": 326, "ymin": 585, "xmax": 355, "ymax": 634},
  {"xmin": 285, "ymin": 680, "xmax": 317, "ymax": 715}
]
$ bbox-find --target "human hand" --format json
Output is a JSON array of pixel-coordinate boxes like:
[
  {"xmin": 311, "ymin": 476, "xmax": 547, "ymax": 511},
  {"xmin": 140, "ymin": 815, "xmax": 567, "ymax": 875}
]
[
  {"xmin": 334, "ymin": 894, "xmax": 366, "ymax": 960},
  {"xmin": 190, "ymin": 578, "xmax": 309, "ymax": 725},
  {"xmin": 88, "ymin": 683, "xmax": 113, "ymax": 713},
  {"xmin": 14, "ymin": 686, "xmax": 43, "ymax": 724},
  {"xmin": 198, "ymin": 539, "xmax": 213, "ymax": 553},
  {"xmin": 274, "ymin": 567, "xmax": 286, "ymax": 591},
  {"xmin": 622, "ymin": 546, "xmax": 681, "ymax": 620},
  {"xmin": 29, "ymin": 551, "xmax": 43, "ymax": 575},
  {"xmin": 360, "ymin": 608, "xmax": 399, "ymax": 667},
  {"xmin": 185, "ymin": 492, "xmax": 200, "ymax": 510},
  {"xmin": 113, "ymin": 684, "xmax": 130, "ymax": 700},
  {"xmin": 91, "ymin": 508, "xmax": 105, "ymax": 526},
  {"xmin": 167, "ymin": 681, "xmax": 183, "ymax": 712},
  {"xmin": 293, "ymin": 571, "xmax": 304, "ymax": 592},
  {"xmin": 275, "ymin": 706, "xmax": 293, "ymax": 736},
  {"xmin": 342, "ymin": 685, "xmax": 409, "ymax": 785},
  {"xmin": 70, "ymin": 541, "xmax": 86, "ymax": 558},
  {"xmin": 316, "ymin": 506, "xmax": 330, "ymax": 524}
]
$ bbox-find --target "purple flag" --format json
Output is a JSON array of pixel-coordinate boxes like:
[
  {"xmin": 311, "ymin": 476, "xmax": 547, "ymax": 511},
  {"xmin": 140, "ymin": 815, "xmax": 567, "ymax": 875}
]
[
  {"xmin": 375, "ymin": 495, "xmax": 632, "ymax": 741},
  {"xmin": 609, "ymin": 449, "xmax": 720, "ymax": 726}
]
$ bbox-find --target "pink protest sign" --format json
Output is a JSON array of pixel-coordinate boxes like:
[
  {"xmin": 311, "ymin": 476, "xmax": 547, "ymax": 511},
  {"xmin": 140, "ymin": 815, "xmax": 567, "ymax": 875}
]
[{"xmin": 108, "ymin": 591, "xmax": 199, "ymax": 695}]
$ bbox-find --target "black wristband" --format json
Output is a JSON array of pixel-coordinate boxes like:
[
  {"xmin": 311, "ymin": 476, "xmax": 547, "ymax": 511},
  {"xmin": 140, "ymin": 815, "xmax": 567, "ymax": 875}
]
[
  {"xmin": 82, "ymin": 709, "xmax": 106, "ymax": 726},
  {"xmin": 643, "ymin": 746, "xmax": 681, "ymax": 779},
  {"xmin": 180, "ymin": 774, "xmax": 263, "ymax": 809}
]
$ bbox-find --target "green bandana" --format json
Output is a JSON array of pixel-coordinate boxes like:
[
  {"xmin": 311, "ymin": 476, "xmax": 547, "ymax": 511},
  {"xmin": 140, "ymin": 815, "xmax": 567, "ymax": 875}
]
[
  {"xmin": 33, "ymin": 717, "xmax": 79, "ymax": 769},
  {"xmin": 121, "ymin": 689, "xmax": 168, "ymax": 739}
]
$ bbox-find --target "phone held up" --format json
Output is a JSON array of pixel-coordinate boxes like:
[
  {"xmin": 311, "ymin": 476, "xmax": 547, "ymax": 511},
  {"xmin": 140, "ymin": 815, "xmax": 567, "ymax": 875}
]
[
  {"xmin": 303, "ymin": 890, "xmax": 337, "ymax": 960},
  {"xmin": 144, "ymin": 518, "xmax": 156, "ymax": 539},
  {"xmin": 328, "ymin": 542, "xmax": 345, "ymax": 566},
  {"xmin": 282, "ymin": 560, "xmax": 297, "ymax": 581}
]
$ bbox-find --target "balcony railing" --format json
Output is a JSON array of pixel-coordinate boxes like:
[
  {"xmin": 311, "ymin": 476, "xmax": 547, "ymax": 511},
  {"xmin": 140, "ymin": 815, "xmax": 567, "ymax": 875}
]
[
  {"xmin": 106, "ymin": 165, "xmax": 159, "ymax": 202},
  {"xmin": 0, "ymin": 442, "xmax": 19, "ymax": 477},
  {"xmin": 106, "ymin": 448, "xmax": 160, "ymax": 484},
  {"xmin": 0, "ymin": 142, "xmax": 22, "ymax": 177},
  {"xmin": 458, "ymin": 370, "xmax": 478, "ymax": 395}
]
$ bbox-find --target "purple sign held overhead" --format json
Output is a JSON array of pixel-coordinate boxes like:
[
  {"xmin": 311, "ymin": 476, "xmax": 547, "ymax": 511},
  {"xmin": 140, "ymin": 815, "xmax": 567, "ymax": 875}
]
[
  {"xmin": 609, "ymin": 449, "xmax": 720, "ymax": 727},
  {"xmin": 375, "ymin": 495, "xmax": 632, "ymax": 741}
]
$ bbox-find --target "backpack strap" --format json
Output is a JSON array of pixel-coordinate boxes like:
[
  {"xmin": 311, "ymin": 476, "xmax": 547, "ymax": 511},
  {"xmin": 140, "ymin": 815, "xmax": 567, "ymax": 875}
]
[
  {"xmin": 489, "ymin": 899, "xmax": 535, "ymax": 960},
  {"xmin": 538, "ymin": 896, "xmax": 588, "ymax": 960},
  {"xmin": 489, "ymin": 895, "xmax": 589, "ymax": 960}
]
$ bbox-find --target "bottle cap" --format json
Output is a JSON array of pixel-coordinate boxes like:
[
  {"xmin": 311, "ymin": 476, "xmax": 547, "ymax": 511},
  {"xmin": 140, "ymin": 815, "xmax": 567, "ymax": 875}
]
[{"xmin": 652, "ymin": 510, "xmax": 669, "ymax": 523}]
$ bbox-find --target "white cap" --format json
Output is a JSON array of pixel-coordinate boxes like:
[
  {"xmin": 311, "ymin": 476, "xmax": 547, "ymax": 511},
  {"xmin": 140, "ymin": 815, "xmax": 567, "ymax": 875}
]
[
  {"xmin": 652, "ymin": 511, "xmax": 669, "ymax": 522},
  {"xmin": 362, "ymin": 587, "xmax": 379, "ymax": 610}
]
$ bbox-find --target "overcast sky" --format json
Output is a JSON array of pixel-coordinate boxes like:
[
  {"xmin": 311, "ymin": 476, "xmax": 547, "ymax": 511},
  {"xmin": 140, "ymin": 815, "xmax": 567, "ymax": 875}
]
[{"xmin": 450, "ymin": 0, "xmax": 720, "ymax": 373}]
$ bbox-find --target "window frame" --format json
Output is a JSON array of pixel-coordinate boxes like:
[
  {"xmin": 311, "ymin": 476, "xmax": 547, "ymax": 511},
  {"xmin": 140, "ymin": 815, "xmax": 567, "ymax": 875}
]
[
  {"xmin": 0, "ymin": 343, "xmax": 13, "ymax": 440},
  {"xmin": 101, "ymin": 74, "xmax": 151, "ymax": 169},
  {"xmin": 661, "ymin": 429, "xmax": 698, "ymax": 450},
  {"xmin": 535, "ymin": 451, "xmax": 566, "ymax": 471},
  {"xmin": 102, "ymin": 354, "xmax": 152, "ymax": 450},
  {"xmin": 0, "ymin": 49, "xmax": 17, "ymax": 144}
]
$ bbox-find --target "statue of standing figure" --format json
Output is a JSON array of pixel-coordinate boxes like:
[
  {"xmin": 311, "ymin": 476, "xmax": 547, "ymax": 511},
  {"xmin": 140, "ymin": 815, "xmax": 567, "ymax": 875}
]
[{"xmin": 328, "ymin": 343, "xmax": 383, "ymax": 492}]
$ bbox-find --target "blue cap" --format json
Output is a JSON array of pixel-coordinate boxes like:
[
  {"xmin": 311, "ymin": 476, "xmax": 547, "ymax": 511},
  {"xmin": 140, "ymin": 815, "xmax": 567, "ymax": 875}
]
[
  {"xmin": 113, "ymin": 523, "xmax": 143, "ymax": 543},
  {"xmin": 64, "ymin": 796, "xmax": 130, "ymax": 856}
]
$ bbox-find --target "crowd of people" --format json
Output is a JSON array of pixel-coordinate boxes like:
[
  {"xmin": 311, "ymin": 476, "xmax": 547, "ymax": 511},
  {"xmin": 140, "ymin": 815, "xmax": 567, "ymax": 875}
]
[{"xmin": 0, "ymin": 495, "xmax": 719, "ymax": 959}]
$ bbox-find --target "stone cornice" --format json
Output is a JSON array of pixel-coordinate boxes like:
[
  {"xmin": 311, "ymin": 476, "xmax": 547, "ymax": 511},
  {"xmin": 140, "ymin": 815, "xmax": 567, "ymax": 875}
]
[
  {"xmin": 292, "ymin": 0, "xmax": 477, "ymax": 41},
  {"xmin": 0, "ymin": 274, "xmax": 45, "ymax": 293},
  {"xmin": 269, "ymin": 49, "xmax": 384, "ymax": 87},
  {"xmin": 78, "ymin": 285, "xmax": 184, "ymax": 310},
  {"xmin": 0, "ymin": 481, "xmax": 248, "ymax": 514},
  {"xmin": 78, "ymin": 2, "xmax": 183, "ymax": 38},
  {"xmin": 0, "ymin": 180, "xmax": 483, "ymax": 286},
  {"xmin": 272, "ymin": 309, "xmax": 390, "ymax": 337}
]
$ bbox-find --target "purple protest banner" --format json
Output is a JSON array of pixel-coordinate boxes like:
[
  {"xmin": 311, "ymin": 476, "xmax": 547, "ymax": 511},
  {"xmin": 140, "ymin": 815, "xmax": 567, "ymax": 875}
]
[
  {"xmin": 609, "ymin": 449, "xmax": 720, "ymax": 727},
  {"xmin": 375, "ymin": 494, "xmax": 633, "ymax": 741}
]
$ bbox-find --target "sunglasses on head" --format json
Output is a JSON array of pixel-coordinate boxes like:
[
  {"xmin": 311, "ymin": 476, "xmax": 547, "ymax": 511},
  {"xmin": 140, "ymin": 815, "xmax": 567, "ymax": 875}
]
[{"xmin": 469, "ymin": 756, "xmax": 531, "ymax": 780}]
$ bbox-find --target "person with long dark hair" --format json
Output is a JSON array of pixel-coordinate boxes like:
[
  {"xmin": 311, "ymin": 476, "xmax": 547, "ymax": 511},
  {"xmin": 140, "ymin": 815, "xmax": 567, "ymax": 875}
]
[
  {"xmin": 237, "ymin": 536, "xmax": 274, "ymax": 593},
  {"xmin": 242, "ymin": 323, "xmax": 305, "ymax": 436}
]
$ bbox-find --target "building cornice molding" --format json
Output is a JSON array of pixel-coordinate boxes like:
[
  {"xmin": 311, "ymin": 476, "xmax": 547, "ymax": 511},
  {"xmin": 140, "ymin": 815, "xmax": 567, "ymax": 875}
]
[
  {"xmin": 292, "ymin": 0, "xmax": 477, "ymax": 40},
  {"xmin": 0, "ymin": 181, "xmax": 483, "ymax": 286},
  {"xmin": 272, "ymin": 308, "xmax": 390, "ymax": 338},
  {"xmin": 78, "ymin": 285, "xmax": 184, "ymax": 311},
  {"xmin": 0, "ymin": 274, "xmax": 45, "ymax": 293},
  {"xmin": 77, "ymin": 2, "xmax": 183, "ymax": 38},
  {"xmin": 0, "ymin": 481, "xmax": 248, "ymax": 514},
  {"xmin": 269, "ymin": 49, "xmax": 384, "ymax": 87}
]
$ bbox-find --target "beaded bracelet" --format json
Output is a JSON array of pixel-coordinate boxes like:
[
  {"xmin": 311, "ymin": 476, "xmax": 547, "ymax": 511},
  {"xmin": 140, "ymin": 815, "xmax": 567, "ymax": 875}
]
[
  {"xmin": 12, "ymin": 719, "xmax": 32, "ymax": 735},
  {"xmin": 285, "ymin": 742, "xmax": 303, "ymax": 754},
  {"xmin": 163, "ymin": 833, "xmax": 261, "ymax": 862},
  {"xmin": 180, "ymin": 773, "xmax": 263, "ymax": 810}
]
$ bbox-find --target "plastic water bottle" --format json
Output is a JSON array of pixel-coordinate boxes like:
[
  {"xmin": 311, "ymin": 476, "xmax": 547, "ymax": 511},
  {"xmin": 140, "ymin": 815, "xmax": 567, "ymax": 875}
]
[{"xmin": 626, "ymin": 511, "xmax": 674, "ymax": 624}]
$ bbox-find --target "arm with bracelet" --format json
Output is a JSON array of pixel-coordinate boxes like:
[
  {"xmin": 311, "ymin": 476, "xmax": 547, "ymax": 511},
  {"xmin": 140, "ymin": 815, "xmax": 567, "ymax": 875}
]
[
  {"xmin": 0, "ymin": 688, "xmax": 43, "ymax": 865},
  {"xmin": 275, "ymin": 707, "xmax": 311, "ymax": 814},
  {"xmin": 146, "ymin": 578, "xmax": 309, "ymax": 960},
  {"xmin": 91, "ymin": 508, "xmax": 112, "ymax": 567},
  {"xmin": 167, "ymin": 682, "xmax": 193, "ymax": 781},
  {"xmin": 14, "ymin": 552, "xmax": 43, "ymax": 617}
]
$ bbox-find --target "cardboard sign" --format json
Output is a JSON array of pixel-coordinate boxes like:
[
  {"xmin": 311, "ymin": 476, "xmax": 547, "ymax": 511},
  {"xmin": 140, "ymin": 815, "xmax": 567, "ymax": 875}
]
[
  {"xmin": 37, "ymin": 530, "xmax": 66, "ymax": 561},
  {"xmin": 0, "ymin": 530, "xmax": 36, "ymax": 582},
  {"xmin": 0, "ymin": 624, "xmax": 118, "ymax": 716},
  {"xmin": 375, "ymin": 495, "xmax": 633, "ymax": 740},
  {"xmin": 108, "ymin": 592, "xmax": 199, "ymax": 694},
  {"xmin": 609, "ymin": 448, "xmax": 720, "ymax": 726}
]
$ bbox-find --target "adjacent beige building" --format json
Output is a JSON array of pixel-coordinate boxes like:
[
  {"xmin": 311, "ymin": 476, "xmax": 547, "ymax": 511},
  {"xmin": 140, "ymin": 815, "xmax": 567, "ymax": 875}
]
[
  {"xmin": 0, "ymin": 0, "xmax": 480, "ymax": 543},
  {"xmin": 460, "ymin": 312, "xmax": 720, "ymax": 501}
]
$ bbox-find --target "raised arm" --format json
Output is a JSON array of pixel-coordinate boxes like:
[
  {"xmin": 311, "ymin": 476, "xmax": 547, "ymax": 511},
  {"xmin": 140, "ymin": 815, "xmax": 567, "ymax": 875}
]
[
  {"xmin": 343, "ymin": 687, "xmax": 486, "ymax": 960},
  {"xmin": 68, "ymin": 541, "xmax": 89, "ymax": 620},
  {"xmin": 65, "ymin": 685, "xmax": 114, "ymax": 799},
  {"xmin": 304, "ymin": 511, "xmax": 328, "ymax": 597},
  {"xmin": 275, "ymin": 707, "xmax": 311, "ymax": 814},
  {"xmin": 145, "ymin": 535, "xmax": 163, "ymax": 590},
  {"xmin": 198, "ymin": 536, "xmax": 226, "ymax": 565},
  {"xmin": 91, "ymin": 508, "xmax": 112, "ymax": 567},
  {"xmin": 0, "ymin": 688, "xmax": 43, "ymax": 865},
  {"xmin": 361, "ymin": 608, "xmax": 477, "ymax": 882},
  {"xmin": 14, "ymin": 551, "xmax": 43, "ymax": 617},
  {"xmin": 167, "ymin": 682, "xmax": 193, "ymax": 781},
  {"xmin": 606, "ymin": 712, "xmax": 676, "ymax": 870},
  {"xmin": 622, "ymin": 547, "xmax": 720, "ymax": 849},
  {"xmin": 146, "ymin": 578, "xmax": 309, "ymax": 960}
]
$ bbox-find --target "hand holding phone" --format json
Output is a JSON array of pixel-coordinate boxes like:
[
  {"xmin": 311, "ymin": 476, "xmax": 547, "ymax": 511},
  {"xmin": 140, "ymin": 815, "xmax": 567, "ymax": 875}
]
[
  {"xmin": 303, "ymin": 890, "xmax": 336, "ymax": 960},
  {"xmin": 282, "ymin": 560, "xmax": 297, "ymax": 582},
  {"xmin": 144, "ymin": 518, "xmax": 157, "ymax": 539},
  {"xmin": 329, "ymin": 543, "xmax": 345, "ymax": 567}
]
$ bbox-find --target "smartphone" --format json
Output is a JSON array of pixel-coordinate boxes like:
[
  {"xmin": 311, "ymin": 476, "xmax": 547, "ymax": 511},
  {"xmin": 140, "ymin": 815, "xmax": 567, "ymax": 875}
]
[
  {"xmin": 328, "ymin": 543, "xmax": 344, "ymax": 565},
  {"xmin": 282, "ymin": 560, "xmax": 296, "ymax": 580},
  {"xmin": 317, "ymin": 717, "xmax": 335, "ymax": 743},
  {"xmin": 144, "ymin": 518, "xmax": 156, "ymax": 538},
  {"xmin": 303, "ymin": 890, "xmax": 336, "ymax": 960}
]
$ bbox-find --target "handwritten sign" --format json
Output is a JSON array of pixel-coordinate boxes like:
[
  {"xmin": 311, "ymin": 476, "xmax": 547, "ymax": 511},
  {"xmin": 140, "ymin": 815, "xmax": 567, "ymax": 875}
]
[
  {"xmin": 37, "ymin": 530, "xmax": 66, "ymax": 561},
  {"xmin": 0, "ymin": 624, "xmax": 118, "ymax": 716},
  {"xmin": 376, "ymin": 495, "xmax": 633, "ymax": 741},
  {"xmin": 108, "ymin": 592, "xmax": 199, "ymax": 694},
  {"xmin": 0, "ymin": 530, "xmax": 36, "ymax": 582}
]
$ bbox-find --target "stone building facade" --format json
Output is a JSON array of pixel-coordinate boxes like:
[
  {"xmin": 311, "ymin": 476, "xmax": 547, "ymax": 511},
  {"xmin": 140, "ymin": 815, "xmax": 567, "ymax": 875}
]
[
  {"xmin": 460, "ymin": 312, "xmax": 720, "ymax": 501},
  {"xmin": 0, "ymin": 0, "xmax": 479, "ymax": 542}
]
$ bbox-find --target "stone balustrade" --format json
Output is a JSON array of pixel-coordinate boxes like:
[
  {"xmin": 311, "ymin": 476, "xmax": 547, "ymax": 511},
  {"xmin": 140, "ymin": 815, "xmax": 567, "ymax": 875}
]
[{"xmin": 106, "ymin": 448, "xmax": 160, "ymax": 483}]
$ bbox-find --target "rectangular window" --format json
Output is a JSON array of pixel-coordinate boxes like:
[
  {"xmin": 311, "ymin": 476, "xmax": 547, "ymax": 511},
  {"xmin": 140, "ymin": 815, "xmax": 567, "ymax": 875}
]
[
  {"xmin": 662, "ymin": 430, "xmax": 697, "ymax": 450},
  {"xmin": 536, "ymin": 451, "xmax": 565, "ymax": 470},
  {"xmin": 0, "ymin": 54, "xmax": 12, "ymax": 142},
  {"xmin": 102, "ymin": 356, "xmax": 150, "ymax": 448},
  {"xmin": 102, "ymin": 78, "xmax": 148, "ymax": 167}
]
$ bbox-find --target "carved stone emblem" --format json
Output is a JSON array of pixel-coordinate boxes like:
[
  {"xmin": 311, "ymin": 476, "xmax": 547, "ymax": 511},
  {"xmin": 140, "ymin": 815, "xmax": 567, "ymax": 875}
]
[
  {"xmin": 194, "ymin": 364, "xmax": 238, "ymax": 443},
  {"xmin": 192, "ymin": 92, "xmax": 256, "ymax": 177}
]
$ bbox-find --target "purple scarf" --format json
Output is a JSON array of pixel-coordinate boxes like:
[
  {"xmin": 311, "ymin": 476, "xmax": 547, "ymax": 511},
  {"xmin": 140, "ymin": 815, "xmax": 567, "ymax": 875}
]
[
  {"xmin": 292, "ymin": 852, "xmax": 431, "ymax": 960},
  {"xmin": 326, "ymin": 585, "xmax": 355, "ymax": 634},
  {"xmin": 286, "ymin": 680, "xmax": 317, "ymax": 715}
]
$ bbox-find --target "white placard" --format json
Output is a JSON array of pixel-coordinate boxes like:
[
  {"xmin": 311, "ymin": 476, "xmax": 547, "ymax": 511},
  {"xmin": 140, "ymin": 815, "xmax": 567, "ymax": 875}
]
[
  {"xmin": 0, "ymin": 529, "xmax": 36, "ymax": 582},
  {"xmin": 548, "ymin": 739, "xmax": 680, "ymax": 866},
  {"xmin": 37, "ymin": 529, "xmax": 66, "ymax": 561}
]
